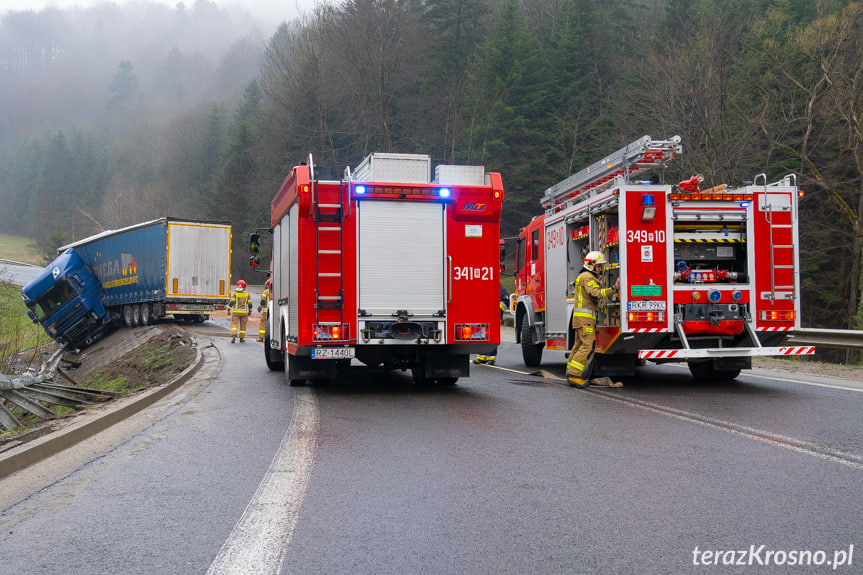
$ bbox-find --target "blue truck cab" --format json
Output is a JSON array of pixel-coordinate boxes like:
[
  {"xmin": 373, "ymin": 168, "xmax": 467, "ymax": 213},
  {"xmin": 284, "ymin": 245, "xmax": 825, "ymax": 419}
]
[{"xmin": 21, "ymin": 248, "xmax": 112, "ymax": 348}]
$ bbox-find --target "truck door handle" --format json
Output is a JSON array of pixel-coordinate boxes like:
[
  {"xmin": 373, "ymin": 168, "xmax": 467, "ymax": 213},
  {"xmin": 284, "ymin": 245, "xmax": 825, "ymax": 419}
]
[{"xmin": 447, "ymin": 255, "xmax": 452, "ymax": 304}]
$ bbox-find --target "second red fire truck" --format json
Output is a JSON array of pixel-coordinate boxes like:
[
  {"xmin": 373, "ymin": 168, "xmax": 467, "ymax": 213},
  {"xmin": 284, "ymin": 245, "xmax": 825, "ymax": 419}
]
[
  {"xmin": 252, "ymin": 153, "xmax": 504, "ymax": 385},
  {"xmin": 512, "ymin": 136, "xmax": 814, "ymax": 381}
]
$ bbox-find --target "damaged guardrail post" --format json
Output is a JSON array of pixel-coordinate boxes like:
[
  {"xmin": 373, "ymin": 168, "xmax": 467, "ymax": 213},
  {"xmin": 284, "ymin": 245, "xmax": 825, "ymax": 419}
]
[{"xmin": 0, "ymin": 345, "xmax": 67, "ymax": 430}]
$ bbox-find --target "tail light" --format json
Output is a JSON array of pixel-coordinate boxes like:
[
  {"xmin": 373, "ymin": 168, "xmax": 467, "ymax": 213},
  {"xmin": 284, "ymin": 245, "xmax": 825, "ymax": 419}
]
[
  {"xmin": 760, "ymin": 310, "xmax": 795, "ymax": 321},
  {"xmin": 455, "ymin": 324, "xmax": 490, "ymax": 341},
  {"xmin": 628, "ymin": 311, "xmax": 665, "ymax": 323},
  {"xmin": 313, "ymin": 323, "xmax": 350, "ymax": 341}
]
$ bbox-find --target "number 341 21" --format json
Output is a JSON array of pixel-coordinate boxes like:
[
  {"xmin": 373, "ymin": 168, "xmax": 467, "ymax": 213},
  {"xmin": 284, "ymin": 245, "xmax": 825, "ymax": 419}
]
[{"xmin": 453, "ymin": 266, "xmax": 494, "ymax": 280}]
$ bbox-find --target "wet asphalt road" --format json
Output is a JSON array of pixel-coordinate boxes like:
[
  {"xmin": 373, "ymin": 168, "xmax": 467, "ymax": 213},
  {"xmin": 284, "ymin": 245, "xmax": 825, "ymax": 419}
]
[{"xmin": 0, "ymin": 324, "xmax": 861, "ymax": 574}]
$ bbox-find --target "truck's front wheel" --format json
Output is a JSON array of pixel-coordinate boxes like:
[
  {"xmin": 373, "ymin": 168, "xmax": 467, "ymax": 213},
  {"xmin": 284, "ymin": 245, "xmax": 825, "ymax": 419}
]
[{"xmin": 521, "ymin": 320, "xmax": 544, "ymax": 367}]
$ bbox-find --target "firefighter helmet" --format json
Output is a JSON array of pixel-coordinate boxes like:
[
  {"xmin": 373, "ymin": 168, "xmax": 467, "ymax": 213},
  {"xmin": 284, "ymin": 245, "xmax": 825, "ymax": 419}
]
[
  {"xmin": 237, "ymin": 280, "xmax": 247, "ymax": 291},
  {"xmin": 266, "ymin": 278, "xmax": 272, "ymax": 289},
  {"xmin": 583, "ymin": 251, "xmax": 608, "ymax": 271}
]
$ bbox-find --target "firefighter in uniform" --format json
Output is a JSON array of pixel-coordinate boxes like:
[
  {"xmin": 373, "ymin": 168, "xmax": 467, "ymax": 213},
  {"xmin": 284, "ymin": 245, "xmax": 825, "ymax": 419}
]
[
  {"xmin": 257, "ymin": 278, "xmax": 271, "ymax": 342},
  {"xmin": 475, "ymin": 283, "xmax": 509, "ymax": 365},
  {"xmin": 229, "ymin": 280, "xmax": 253, "ymax": 343},
  {"xmin": 567, "ymin": 251, "xmax": 621, "ymax": 388}
]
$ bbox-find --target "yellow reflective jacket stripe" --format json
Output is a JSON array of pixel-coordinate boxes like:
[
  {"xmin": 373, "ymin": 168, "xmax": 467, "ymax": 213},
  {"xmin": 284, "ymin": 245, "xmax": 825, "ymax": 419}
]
[{"xmin": 230, "ymin": 291, "xmax": 251, "ymax": 313}]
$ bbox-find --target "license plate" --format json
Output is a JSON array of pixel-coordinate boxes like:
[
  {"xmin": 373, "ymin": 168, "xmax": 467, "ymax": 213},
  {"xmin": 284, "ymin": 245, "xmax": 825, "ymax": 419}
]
[
  {"xmin": 627, "ymin": 300, "xmax": 666, "ymax": 311},
  {"xmin": 311, "ymin": 347, "xmax": 355, "ymax": 359}
]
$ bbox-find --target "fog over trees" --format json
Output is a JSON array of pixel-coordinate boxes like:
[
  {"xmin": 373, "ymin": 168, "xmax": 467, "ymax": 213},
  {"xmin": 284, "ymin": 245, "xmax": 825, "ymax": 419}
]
[{"xmin": 0, "ymin": 0, "xmax": 861, "ymax": 332}]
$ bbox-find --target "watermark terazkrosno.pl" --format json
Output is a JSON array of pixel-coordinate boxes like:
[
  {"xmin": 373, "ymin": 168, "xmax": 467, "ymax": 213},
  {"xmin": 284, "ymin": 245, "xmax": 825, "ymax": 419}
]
[{"xmin": 692, "ymin": 545, "xmax": 854, "ymax": 569}]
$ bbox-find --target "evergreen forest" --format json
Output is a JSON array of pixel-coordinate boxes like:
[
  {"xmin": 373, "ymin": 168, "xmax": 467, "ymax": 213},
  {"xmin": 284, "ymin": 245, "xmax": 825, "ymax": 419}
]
[{"xmin": 0, "ymin": 0, "xmax": 861, "ymax": 332}]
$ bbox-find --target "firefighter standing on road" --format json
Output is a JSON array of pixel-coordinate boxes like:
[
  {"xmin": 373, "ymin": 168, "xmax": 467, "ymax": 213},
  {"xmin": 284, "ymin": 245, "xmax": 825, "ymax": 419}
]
[
  {"xmin": 229, "ymin": 280, "xmax": 253, "ymax": 343},
  {"xmin": 567, "ymin": 251, "xmax": 621, "ymax": 388},
  {"xmin": 257, "ymin": 278, "xmax": 271, "ymax": 342}
]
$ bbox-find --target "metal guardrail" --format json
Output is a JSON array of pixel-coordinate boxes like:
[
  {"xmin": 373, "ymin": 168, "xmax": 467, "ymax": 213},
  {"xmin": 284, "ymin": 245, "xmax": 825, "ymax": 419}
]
[
  {"xmin": 0, "ymin": 258, "xmax": 40, "ymax": 267},
  {"xmin": 788, "ymin": 328, "xmax": 863, "ymax": 349},
  {"xmin": 501, "ymin": 315, "xmax": 861, "ymax": 349}
]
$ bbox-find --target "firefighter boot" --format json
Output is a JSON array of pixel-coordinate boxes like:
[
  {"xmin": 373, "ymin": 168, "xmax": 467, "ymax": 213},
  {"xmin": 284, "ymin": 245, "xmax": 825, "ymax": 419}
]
[
  {"xmin": 230, "ymin": 336, "xmax": 236, "ymax": 343},
  {"xmin": 257, "ymin": 336, "xmax": 264, "ymax": 342},
  {"xmin": 474, "ymin": 355, "xmax": 487, "ymax": 364},
  {"xmin": 568, "ymin": 376, "xmax": 588, "ymax": 388},
  {"xmin": 486, "ymin": 356, "xmax": 496, "ymax": 365}
]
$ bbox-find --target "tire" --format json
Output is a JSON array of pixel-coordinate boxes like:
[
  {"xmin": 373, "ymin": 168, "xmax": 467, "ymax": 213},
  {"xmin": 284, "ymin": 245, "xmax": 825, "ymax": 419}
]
[
  {"xmin": 263, "ymin": 324, "xmax": 285, "ymax": 372},
  {"xmin": 688, "ymin": 361, "xmax": 741, "ymax": 382},
  {"xmin": 140, "ymin": 303, "xmax": 151, "ymax": 326},
  {"xmin": 123, "ymin": 305, "xmax": 134, "ymax": 328},
  {"xmin": 286, "ymin": 354, "xmax": 306, "ymax": 386},
  {"xmin": 521, "ymin": 319, "xmax": 544, "ymax": 367},
  {"xmin": 131, "ymin": 304, "xmax": 141, "ymax": 327},
  {"xmin": 411, "ymin": 363, "xmax": 430, "ymax": 385}
]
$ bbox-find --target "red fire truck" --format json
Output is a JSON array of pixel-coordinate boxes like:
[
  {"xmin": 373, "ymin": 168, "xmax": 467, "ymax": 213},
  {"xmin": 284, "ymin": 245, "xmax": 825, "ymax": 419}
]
[
  {"xmin": 512, "ymin": 136, "xmax": 814, "ymax": 381},
  {"xmin": 251, "ymin": 153, "xmax": 504, "ymax": 385}
]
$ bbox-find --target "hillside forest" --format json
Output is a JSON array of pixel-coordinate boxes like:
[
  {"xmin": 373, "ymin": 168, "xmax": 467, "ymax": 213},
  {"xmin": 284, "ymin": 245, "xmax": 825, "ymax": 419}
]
[{"xmin": 0, "ymin": 0, "xmax": 861, "ymax": 332}]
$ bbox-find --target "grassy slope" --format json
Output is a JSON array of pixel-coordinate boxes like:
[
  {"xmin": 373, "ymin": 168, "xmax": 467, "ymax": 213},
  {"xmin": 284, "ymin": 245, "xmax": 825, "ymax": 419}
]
[
  {"xmin": 0, "ymin": 233, "xmax": 46, "ymax": 266},
  {"xmin": 0, "ymin": 234, "xmax": 51, "ymax": 356},
  {"xmin": 0, "ymin": 282, "xmax": 51, "ymax": 355}
]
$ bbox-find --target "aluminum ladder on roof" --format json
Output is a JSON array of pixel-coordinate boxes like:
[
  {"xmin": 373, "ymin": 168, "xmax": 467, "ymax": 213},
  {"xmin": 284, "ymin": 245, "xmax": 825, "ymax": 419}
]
[
  {"xmin": 755, "ymin": 173, "xmax": 797, "ymax": 304},
  {"xmin": 541, "ymin": 135, "xmax": 682, "ymax": 210},
  {"xmin": 310, "ymin": 155, "xmax": 346, "ymax": 328}
]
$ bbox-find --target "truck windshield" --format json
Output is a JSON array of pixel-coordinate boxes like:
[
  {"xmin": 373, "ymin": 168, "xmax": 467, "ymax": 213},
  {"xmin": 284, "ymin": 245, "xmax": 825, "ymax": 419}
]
[{"xmin": 29, "ymin": 279, "xmax": 77, "ymax": 321}]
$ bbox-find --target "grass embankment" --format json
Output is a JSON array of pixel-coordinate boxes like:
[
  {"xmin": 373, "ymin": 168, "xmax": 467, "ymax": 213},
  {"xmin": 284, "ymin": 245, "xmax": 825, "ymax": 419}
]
[
  {"xmin": 0, "ymin": 282, "xmax": 51, "ymax": 359},
  {"xmin": 0, "ymin": 233, "xmax": 47, "ymax": 266},
  {"xmin": 0, "ymin": 233, "xmax": 51, "ymax": 358}
]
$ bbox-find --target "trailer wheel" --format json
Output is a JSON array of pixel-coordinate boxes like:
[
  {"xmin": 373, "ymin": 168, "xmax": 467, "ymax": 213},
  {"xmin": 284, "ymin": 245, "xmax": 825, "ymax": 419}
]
[
  {"xmin": 521, "ymin": 320, "xmax": 544, "ymax": 367},
  {"xmin": 688, "ymin": 361, "xmax": 741, "ymax": 382},
  {"xmin": 123, "ymin": 305, "xmax": 134, "ymax": 327},
  {"xmin": 131, "ymin": 304, "xmax": 141, "ymax": 327},
  {"xmin": 140, "ymin": 303, "xmax": 151, "ymax": 326}
]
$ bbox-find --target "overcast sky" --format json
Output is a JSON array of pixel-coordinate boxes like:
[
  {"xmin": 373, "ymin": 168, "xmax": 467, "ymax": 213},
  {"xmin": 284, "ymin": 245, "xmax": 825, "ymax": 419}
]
[{"xmin": 0, "ymin": 0, "xmax": 314, "ymax": 28}]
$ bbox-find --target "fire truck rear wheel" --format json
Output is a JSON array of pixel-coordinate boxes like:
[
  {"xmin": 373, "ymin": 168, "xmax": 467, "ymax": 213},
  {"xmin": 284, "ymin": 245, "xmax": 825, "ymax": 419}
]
[
  {"xmin": 411, "ymin": 367, "xmax": 429, "ymax": 386},
  {"xmin": 520, "ymin": 320, "xmax": 544, "ymax": 367},
  {"xmin": 263, "ymin": 327, "xmax": 285, "ymax": 372},
  {"xmin": 688, "ymin": 361, "xmax": 741, "ymax": 382}
]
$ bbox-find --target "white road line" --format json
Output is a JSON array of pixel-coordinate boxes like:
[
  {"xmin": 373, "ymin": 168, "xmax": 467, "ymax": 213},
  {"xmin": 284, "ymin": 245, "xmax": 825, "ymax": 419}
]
[
  {"xmin": 665, "ymin": 363, "xmax": 863, "ymax": 393},
  {"xmin": 591, "ymin": 390, "xmax": 863, "ymax": 470},
  {"xmin": 207, "ymin": 387, "xmax": 319, "ymax": 575},
  {"xmin": 499, "ymin": 363, "xmax": 863, "ymax": 469}
]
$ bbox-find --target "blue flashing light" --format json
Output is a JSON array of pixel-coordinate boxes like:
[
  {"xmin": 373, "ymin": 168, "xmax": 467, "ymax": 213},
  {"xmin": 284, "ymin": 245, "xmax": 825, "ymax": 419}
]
[
  {"xmin": 355, "ymin": 185, "xmax": 367, "ymax": 195},
  {"xmin": 740, "ymin": 201, "xmax": 749, "ymax": 208},
  {"xmin": 439, "ymin": 188, "xmax": 451, "ymax": 198},
  {"xmin": 642, "ymin": 194, "xmax": 655, "ymax": 206}
]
